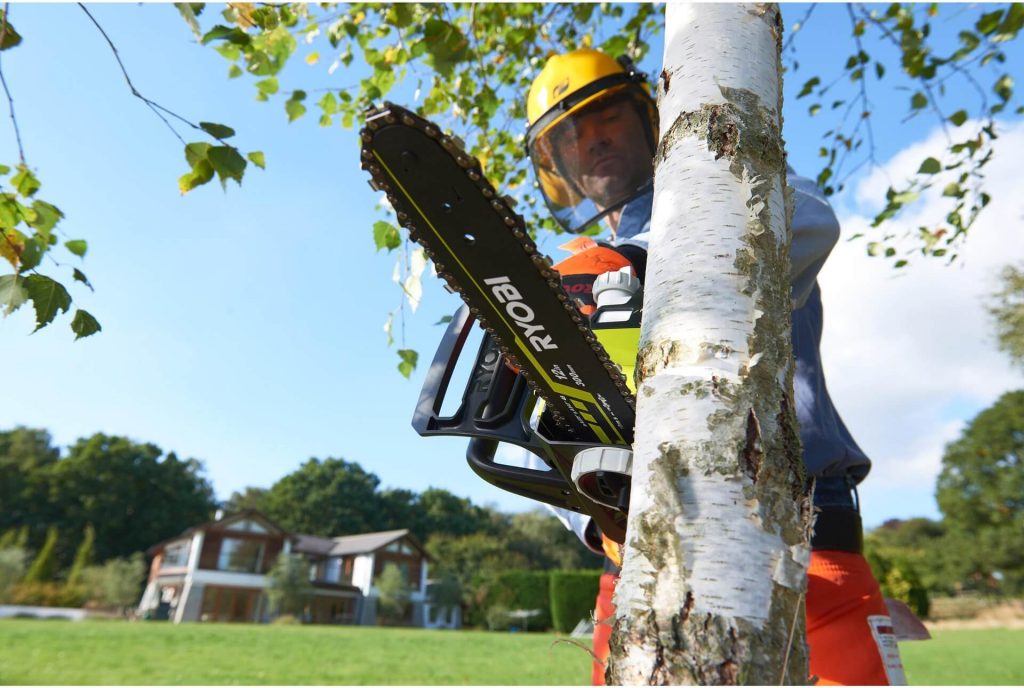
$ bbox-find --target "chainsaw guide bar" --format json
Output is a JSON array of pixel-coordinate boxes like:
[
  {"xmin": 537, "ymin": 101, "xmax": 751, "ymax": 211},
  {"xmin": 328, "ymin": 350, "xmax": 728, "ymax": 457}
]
[
  {"xmin": 359, "ymin": 103, "xmax": 636, "ymax": 444},
  {"xmin": 359, "ymin": 103, "xmax": 636, "ymax": 541}
]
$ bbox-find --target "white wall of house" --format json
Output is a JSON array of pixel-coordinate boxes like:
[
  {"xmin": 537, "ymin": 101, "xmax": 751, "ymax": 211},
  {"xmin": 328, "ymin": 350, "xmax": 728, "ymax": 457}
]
[
  {"xmin": 352, "ymin": 553, "xmax": 375, "ymax": 595},
  {"xmin": 185, "ymin": 531, "xmax": 204, "ymax": 573}
]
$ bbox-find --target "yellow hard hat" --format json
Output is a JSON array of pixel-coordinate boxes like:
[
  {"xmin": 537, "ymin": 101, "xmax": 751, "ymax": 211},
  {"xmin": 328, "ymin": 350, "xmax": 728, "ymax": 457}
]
[{"xmin": 525, "ymin": 49, "xmax": 658, "ymax": 233}]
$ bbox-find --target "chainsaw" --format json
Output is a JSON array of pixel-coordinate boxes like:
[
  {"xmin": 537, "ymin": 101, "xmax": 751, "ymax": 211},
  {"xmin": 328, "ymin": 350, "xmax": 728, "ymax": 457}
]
[{"xmin": 359, "ymin": 103, "xmax": 642, "ymax": 543}]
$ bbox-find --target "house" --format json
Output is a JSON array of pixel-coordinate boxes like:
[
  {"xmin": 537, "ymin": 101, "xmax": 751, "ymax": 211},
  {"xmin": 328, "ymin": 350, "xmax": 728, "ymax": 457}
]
[{"xmin": 136, "ymin": 510, "xmax": 459, "ymax": 628}]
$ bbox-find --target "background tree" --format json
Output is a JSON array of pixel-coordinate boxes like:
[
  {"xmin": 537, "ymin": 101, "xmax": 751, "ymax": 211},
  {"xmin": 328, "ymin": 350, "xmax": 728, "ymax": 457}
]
[
  {"xmin": 375, "ymin": 562, "xmax": 411, "ymax": 624},
  {"xmin": 49, "ymin": 433, "xmax": 216, "ymax": 562},
  {"xmin": 65, "ymin": 524, "xmax": 95, "ymax": 589},
  {"xmin": 865, "ymin": 517, "xmax": 953, "ymax": 594},
  {"xmin": 266, "ymin": 552, "xmax": 313, "ymax": 619},
  {"xmin": 990, "ymin": 263, "xmax": 1024, "ymax": 368},
  {"xmin": 80, "ymin": 552, "xmax": 147, "ymax": 617},
  {"xmin": 506, "ymin": 510, "xmax": 601, "ymax": 571},
  {"xmin": 0, "ymin": 427, "xmax": 59, "ymax": 541},
  {"xmin": 936, "ymin": 389, "xmax": 1024, "ymax": 594},
  {"xmin": 0, "ymin": 546, "xmax": 26, "ymax": 603},
  {"xmin": 22, "ymin": 526, "xmax": 58, "ymax": 583},
  {"xmin": 260, "ymin": 457, "xmax": 384, "ymax": 536},
  {"xmin": 222, "ymin": 486, "xmax": 270, "ymax": 514}
]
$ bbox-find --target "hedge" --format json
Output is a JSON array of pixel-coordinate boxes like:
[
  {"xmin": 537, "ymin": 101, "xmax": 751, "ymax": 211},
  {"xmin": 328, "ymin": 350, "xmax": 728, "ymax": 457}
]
[
  {"xmin": 483, "ymin": 570, "xmax": 551, "ymax": 631},
  {"xmin": 549, "ymin": 569, "xmax": 602, "ymax": 633}
]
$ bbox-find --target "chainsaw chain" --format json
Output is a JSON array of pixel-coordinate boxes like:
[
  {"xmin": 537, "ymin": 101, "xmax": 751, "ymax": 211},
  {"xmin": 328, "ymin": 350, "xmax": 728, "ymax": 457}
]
[{"xmin": 359, "ymin": 102, "xmax": 636, "ymax": 435}]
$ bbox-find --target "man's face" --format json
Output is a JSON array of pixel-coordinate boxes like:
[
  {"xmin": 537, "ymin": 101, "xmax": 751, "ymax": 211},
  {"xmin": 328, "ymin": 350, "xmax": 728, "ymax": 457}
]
[{"xmin": 552, "ymin": 97, "xmax": 653, "ymax": 210}]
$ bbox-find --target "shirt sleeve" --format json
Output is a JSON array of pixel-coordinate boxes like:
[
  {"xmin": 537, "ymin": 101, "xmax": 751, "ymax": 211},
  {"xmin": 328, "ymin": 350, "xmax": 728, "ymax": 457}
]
[{"xmin": 787, "ymin": 170, "xmax": 840, "ymax": 309}]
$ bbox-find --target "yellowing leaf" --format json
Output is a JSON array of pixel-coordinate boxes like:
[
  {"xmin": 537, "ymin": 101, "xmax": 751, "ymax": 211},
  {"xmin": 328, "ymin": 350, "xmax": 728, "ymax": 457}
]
[
  {"xmin": 1, "ymin": 228, "xmax": 24, "ymax": 269},
  {"xmin": 353, "ymin": 10, "xmax": 365, "ymax": 25},
  {"xmin": 305, "ymin": 51, "xmax": 320, "ymax": 65}
]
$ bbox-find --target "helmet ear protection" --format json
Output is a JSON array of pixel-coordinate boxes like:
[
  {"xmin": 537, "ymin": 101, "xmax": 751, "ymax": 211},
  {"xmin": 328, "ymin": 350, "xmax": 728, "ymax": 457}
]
[{"xmin": 525, "ymin": 49, "xmax": 659, "ymax": 234}]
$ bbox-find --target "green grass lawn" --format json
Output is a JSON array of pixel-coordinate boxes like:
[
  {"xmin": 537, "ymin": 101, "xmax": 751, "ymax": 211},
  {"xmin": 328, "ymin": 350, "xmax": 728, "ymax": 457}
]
[{"xmin": 1, "ymin": 619, "xmax": 1022, "ymax": 685}]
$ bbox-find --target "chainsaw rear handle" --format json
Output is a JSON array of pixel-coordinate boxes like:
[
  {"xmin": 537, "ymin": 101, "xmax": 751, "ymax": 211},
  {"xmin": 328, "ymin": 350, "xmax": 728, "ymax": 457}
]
[{"xmin": 412, "ymin": 306, "xmax": 627, "ymax": 542}]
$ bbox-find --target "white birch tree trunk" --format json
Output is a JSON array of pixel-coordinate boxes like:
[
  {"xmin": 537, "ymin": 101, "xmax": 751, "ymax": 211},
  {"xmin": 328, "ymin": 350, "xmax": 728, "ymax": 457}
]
[{"xmin": 607, "ymin": 5, "xmax": 811, "ymax": 685}]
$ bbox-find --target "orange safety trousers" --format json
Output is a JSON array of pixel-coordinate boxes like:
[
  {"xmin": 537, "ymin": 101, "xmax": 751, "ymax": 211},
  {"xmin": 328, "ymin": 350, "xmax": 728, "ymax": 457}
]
[{"xmin": 591, "ymin": 550, "xmax": 905, "ymax": 686}]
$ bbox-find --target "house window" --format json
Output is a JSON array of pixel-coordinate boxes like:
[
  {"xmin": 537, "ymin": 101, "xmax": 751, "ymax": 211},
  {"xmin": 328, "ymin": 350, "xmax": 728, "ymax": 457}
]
[
  {"xmin": 161, "ymin": 541, "xmax": 190, "ymax": 568},
  {"xmin": 225, "ymin": 519, "xmax": 268, "ymax": 534},
  {"xmin": 216, "ymin": 537, "xmax": 264, "ymax": 573}
]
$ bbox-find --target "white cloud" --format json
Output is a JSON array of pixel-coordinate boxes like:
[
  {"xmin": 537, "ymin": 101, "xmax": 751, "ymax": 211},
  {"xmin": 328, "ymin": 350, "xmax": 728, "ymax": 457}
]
[{"xmin": 817, "ymin": 120, "xmax": 1024, "ymax": 525}]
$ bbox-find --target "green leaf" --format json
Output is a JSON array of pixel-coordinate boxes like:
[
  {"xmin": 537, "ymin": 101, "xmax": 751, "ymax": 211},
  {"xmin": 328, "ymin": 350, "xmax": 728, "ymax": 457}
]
[
  {"xmin": 0, "ymin": 273, "xmax": 27, "ymax": 314},
  {"xmin": 247, "ymin": 151, "xmax": 266, "ymax": 169},
  {"xmin": 373, "ymin": 221, "xmax": 401, "ymax": 253},
  {"xmin": 179, "ymin": 159, "xmax": 215, "ymax": 194},
  {"xmin": 910, "ymin": 92, "xmax": 928, "ymax": 110},
  {"xmin": 809, "ymin": 104, "xmax": 821, "ymax": 117},
  {"xmin": 64, "ymin": 239, "xmax": 87, "ymax": 257},
  {"xmin": 875, "ymin": 62, "xmax": 886, "ymax": 79},
  {"xmin": 994, "ymin": 74, "xmax": 1013, "ymax": 102},
  {"xmin": 0, "ymin": 12, "xmax": 23, "ymax": 51},
  {"xmin": 200, "ymin": 122, "xmax": 236, "ymax": 139},
  {"xmin": 285, "ymin": 92, "xmax": 307, "ymax": 122},
  {"xmin": 977, "ymin": 9, "xmax": 1004, "ymax": 35},
  {"xmin": 184, "ymin": 142, "xmax": 211, "ymax": 167},
  {"xmin": 918, "ymin": 158, "xmax": 942, "ymax": 174},
  {"xmin": 11, "ymin": 165, "xmax": 40, "ymax": 197},
  {"xmin": 23, "ymin": 273, "xmax": 71, "ymax": 331},
  {"xmin": 797, "ymin": 77, "xmax": 820, "ymax": 99},
  {"xmin": 207, "ymin": 146, "xmax": 247, "ymax": 186},
  {"xmin": 948, "ymin": 110, "xmax": 968, "ymax": 126},
  {"xmin": 72, "ymin": 268, "xmax": 93, "ymax": 291},
  {"xmin": 174, "ymin": 3, "xmax": 203, "ymax": 39},
  {"xmin": 202, "ymin": 24, "xmax": 250, "ymax": 46},
  {"xmin": 942, "ymin": 182, "xmax": 962, "ymax": 197},
  {"xmin": 228, "ymin": 64, "xmax": 243, "ymax": 79},
  {"xmin": 256, "ymin": 77, "xmax": 279, "ymax": 95},
  {"xmin": 434, "ymin": 315, "xmax": 453, "ymax": 326},
  {"xmin": 70, "ymin": 308, "xmax": 101, "ymax": 340},
  {"xmin": 28, "ymin": 200, "xmax": 62, "ymax": 236},
  {"xmin": 397, "ymin": 349, "xmax": 418, "ymax": 379},
  {"xmin": 18, "ymin": 236, "xmax": 43, "ymax": 271},
  {"xmin": 892, "ymin": 190, "xmax": 919, "ymax": 205}
]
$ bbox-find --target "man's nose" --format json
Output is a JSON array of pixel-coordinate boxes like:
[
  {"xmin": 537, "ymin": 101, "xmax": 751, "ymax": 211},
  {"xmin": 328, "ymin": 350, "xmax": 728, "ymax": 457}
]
[{"xmin": 577, "ymin": 118, "xmax": 610, "ymax": 155}]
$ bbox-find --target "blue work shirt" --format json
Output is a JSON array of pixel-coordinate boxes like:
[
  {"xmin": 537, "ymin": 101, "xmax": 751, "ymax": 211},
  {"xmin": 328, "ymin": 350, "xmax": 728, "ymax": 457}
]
[{"xmin": 611, "ymin": 173, "xmax": 868, "ymax": 509}]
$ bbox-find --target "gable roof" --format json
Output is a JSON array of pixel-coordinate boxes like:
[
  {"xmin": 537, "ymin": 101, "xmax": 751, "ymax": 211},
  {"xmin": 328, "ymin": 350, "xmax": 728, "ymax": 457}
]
[
  {"xmin": 146, "ymin": 509, "xmax": 290, "ymax": 555},
  {"xmin": 292, "ymin": 529, "xmax": 428, "ymax": 559}
]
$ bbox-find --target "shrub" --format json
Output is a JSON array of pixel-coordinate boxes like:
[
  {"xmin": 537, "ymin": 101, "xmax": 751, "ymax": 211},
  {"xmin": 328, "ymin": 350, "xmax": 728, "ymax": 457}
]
[
  {"xmin": 865, "ymin": 545, "xmax": 931, "ymax": 619},
  {"xmin": 271, "ymin": 613, "xmax": 302, "ymax": 625},
  {"xmin": 549, "ymin": 569, "xmax": 602, "ymax": 633}
]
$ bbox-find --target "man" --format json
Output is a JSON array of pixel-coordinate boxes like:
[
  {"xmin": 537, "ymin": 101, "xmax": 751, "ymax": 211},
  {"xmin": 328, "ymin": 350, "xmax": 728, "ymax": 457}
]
[{"xmin": 523, "ymin": 48, "xmax": 907, "ymax": 686}]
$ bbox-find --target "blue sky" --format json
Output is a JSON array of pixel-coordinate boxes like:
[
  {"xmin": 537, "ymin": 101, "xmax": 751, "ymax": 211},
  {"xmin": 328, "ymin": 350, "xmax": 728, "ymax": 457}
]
[{"xmin": 2, "ymin": 4, "xmax": 1022, "ymax": 530}]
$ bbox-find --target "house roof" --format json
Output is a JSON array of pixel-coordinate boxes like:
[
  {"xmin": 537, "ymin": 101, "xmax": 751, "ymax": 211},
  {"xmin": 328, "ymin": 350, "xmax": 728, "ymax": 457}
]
[
  {"xmin": 146, "ymin": 509, "xmax": 291, "ymax": 555},
  {"xmin": 292, "ymin": 528, "xmax": 428, "ymax": 559}
]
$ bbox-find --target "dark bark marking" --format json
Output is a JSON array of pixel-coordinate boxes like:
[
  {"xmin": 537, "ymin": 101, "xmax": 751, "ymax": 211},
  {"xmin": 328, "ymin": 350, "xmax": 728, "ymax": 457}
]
[
  {"xmin": 660, "ymin": 68, "xmax": 671, "ymax": 93},
  {"xmin": 708, "ymin": 105, "xmax": 739, "ymax": 160},
  {"xmin": 718, "ymin": 660, "xmax": 740, "ymax": 685},
  {"xmin": 742, "ymin": 408, "xmax": 763, "ymax": 483}
]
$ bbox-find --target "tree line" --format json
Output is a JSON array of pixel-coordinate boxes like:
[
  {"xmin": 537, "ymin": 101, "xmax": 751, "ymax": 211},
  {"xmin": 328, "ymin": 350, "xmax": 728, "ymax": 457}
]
[{"xmin": 0, "ymin": 426, "xmax": 600, "ymax": 615}]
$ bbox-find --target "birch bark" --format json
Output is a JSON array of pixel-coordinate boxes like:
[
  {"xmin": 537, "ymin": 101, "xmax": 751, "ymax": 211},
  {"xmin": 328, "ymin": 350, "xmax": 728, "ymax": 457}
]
[{"xmin": 606, "ymin": 4, "xmax": 811, "ymax": 685}]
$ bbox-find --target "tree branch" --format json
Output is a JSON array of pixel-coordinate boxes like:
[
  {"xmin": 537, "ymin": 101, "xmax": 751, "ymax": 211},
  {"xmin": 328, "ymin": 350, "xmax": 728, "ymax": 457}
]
[
  {"xmin": 78, "ymin": 3, "xmax": 235, "ymax": 149},
  {"xmin": 0, "ymin": 3, "xmax": 26, "ymax": 165}
]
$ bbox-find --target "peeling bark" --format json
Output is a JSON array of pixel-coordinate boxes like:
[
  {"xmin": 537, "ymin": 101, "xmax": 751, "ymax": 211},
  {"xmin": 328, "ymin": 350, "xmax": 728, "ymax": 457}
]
[{"xmin": 607, "ymin": 4, "xmax": 810, "ymax": 685}]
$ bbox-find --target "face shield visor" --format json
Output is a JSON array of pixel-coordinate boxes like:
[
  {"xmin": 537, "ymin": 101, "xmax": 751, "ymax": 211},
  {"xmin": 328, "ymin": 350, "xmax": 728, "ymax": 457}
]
[{"xmin": 527, "ymin": 84, "xmax": 657, "ymax": 234}]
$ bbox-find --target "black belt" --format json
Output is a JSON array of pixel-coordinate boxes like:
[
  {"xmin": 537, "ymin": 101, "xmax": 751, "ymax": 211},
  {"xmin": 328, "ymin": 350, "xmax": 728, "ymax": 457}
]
[
  {"xmin": 603, "ymin": 507, "xmax": 863, "ymax": 573},
  {"xmin": 810, "ymin": 507, "xmax": 863, "ymax": 553}
]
